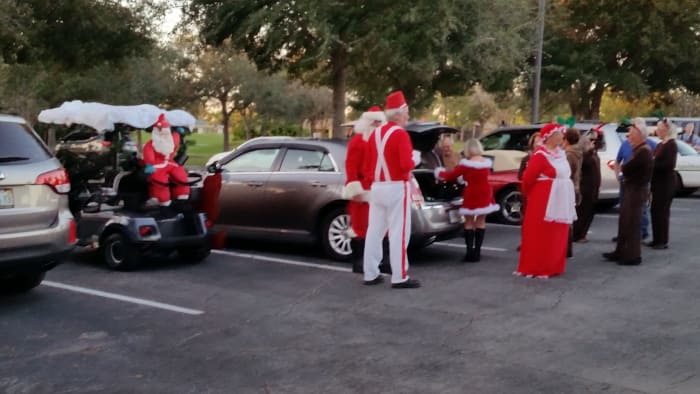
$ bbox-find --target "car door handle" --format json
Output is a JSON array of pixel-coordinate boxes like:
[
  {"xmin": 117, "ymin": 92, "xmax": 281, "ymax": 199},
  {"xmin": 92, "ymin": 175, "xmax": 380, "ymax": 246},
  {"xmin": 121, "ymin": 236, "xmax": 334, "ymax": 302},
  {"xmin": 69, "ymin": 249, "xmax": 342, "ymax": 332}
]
[
  {"xmin": 309, "ymin": 181, "xmax": 327, "ymax": 187},
  {"xmin": 246, "ymin": 181, "xmax": 264, "ymax": 187}
]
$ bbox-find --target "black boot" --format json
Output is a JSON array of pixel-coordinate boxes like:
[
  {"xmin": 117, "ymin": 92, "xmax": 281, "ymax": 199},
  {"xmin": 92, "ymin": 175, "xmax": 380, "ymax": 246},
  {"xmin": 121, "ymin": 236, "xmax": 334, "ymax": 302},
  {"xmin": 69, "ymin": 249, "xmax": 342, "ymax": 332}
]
[
  {"xmin": 462, "ymin": 229, "xmax": 475, "ymax": 262},
  {"xmin": 474, "ymin": 228, "xmax": 485, "ymax": 262},
  {"xmin": 351, "ymin": 238, "xmax": 364, "ymax": 274}
]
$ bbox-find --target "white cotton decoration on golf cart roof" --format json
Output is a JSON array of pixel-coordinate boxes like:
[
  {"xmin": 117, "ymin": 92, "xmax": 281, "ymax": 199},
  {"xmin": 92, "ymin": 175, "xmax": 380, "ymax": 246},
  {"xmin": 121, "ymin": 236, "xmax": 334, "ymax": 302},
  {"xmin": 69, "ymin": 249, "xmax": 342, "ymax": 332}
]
[{"xmin": 37, "ymin": 100, "xmax": 196, "ymax": 132}]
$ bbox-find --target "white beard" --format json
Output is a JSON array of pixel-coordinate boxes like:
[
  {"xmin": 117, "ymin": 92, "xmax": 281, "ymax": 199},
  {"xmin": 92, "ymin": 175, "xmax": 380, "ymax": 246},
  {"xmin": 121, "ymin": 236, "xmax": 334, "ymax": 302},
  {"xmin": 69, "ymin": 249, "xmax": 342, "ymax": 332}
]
[{"xmin": 152, "ymin": 127, "xmax": 175, "ymax": 156}]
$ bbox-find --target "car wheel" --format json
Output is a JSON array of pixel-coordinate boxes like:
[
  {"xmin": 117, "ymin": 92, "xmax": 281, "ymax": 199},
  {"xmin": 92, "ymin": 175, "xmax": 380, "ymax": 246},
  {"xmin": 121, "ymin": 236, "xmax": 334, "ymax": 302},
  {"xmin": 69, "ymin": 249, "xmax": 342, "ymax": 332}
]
[
  {"xmin": 102, "ymin": 233, "xmax": 140, "ymax": 271},
  {"xmin": 496, "ymin": 187, "xmax": 524, "ymax": 225},
  {"xmin": 179, "ymin": 245, "xmax": 210, "ymax": 263},
  {"xmin": 0, "ymin": 272, "xmax": 46, "ymax": 294},
  {"xmin": 320, "ymin": 207, "xmax": 354, "ymax": 261},
  {"xmin": 675, "ymin": 172, "xmax": 697, "ymax": 197}
]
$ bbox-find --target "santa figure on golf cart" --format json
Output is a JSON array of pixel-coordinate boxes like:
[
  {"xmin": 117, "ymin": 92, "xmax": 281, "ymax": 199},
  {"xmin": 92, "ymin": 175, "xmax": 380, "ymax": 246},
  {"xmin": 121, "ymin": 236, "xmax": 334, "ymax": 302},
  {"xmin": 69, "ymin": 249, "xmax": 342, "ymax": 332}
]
[{"xmin": 142, "ymin": 113, "xmax": 190, "ymax": 212}]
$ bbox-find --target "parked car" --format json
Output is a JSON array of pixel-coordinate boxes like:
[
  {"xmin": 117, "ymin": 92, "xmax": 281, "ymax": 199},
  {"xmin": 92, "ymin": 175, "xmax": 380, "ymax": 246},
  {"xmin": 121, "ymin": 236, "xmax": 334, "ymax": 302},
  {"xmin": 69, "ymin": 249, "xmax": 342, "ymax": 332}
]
[
  {"xmin": 637, "ymin": 136, "xmax": 700, "ymax": 196},
  {"xmin": 208, "ymin": 123, "xmax": 465, "ymax": 261},
  {"xmin": 479, "ymin": 122, "xmax": 622, "ymax": 209},
  {"xmin": 0, "ymin": 114, "xmax": 76, "ymax": 292}
]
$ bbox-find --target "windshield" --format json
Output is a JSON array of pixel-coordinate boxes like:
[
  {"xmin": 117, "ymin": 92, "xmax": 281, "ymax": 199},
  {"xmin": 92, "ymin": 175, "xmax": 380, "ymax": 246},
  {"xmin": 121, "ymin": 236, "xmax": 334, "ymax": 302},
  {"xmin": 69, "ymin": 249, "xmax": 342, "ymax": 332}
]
[{"xmin": 675, "ymin": 139, "xmax": 698, "ymax": 156}]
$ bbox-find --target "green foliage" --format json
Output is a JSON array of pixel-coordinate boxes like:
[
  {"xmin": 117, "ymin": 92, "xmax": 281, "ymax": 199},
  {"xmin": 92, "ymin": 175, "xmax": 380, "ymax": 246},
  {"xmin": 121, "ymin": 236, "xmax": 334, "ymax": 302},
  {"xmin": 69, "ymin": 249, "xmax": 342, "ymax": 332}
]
[
  {"xmin": 188, "ymin": 0, "xmax": 533, "ymax": 136},
  {"xmin": 540, "ymin": 0, "xmax": 700, "ymax": 119}
]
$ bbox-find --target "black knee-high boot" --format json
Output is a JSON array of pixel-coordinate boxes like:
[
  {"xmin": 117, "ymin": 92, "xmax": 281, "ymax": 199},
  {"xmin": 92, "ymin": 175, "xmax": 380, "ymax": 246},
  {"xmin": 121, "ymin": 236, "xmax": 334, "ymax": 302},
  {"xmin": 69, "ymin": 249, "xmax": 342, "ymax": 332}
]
[
  {"xmin": 351, "ymin": 238, "xmax": 365, "ymax": 274},
  {"xmin": 463, "ymin": 229, "xmax": 475, "ymax": 262},
  {"xmin": 474, "ymin": 228, "xmax": 485, "ymax": 262}
]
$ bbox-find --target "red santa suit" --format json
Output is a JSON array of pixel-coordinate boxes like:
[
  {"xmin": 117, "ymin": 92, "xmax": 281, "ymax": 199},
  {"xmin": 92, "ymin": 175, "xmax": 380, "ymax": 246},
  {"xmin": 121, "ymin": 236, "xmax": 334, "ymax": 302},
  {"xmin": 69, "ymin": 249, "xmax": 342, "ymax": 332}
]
[
  {"xmin": 516, "ymin": 123, "xmax": 577, "ymax": 278},
  {"xmin": 362, "ymin": 91, "xmax": 418, "ymax": 285},
  {"xmin": 342, "ymin": 106, "xmax": 386, "ymax": 239},
  {"xmin": 435, "ymin": 158, "xmax": 499, "ymax": 216},
  {"xmin": 142, "ymin": 114, "xmax": 190, "ymax": 205}
]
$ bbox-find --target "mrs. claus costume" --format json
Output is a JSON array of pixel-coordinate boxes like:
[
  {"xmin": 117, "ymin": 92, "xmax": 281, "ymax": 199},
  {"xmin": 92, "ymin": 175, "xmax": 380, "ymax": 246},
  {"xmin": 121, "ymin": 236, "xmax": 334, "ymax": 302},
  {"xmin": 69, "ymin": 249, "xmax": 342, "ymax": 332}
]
[
  {"xmin": 142, "ymin": 113, "xmax": 190, "ymax": 207},
  {"xmin": 435, "ymin": 156, "xmax": 499, "ymax": 261},
  {"xmin": 516, "ymin": 123, "xmax": 577, "ymax": 278}
]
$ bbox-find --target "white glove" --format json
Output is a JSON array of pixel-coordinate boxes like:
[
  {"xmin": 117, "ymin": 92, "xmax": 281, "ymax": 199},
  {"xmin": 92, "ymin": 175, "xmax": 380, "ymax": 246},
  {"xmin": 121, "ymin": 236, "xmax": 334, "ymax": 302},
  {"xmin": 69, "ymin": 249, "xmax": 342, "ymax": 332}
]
[{"xmin": 412, "ymin": 150, "xmax": 422, "ymax": 167}]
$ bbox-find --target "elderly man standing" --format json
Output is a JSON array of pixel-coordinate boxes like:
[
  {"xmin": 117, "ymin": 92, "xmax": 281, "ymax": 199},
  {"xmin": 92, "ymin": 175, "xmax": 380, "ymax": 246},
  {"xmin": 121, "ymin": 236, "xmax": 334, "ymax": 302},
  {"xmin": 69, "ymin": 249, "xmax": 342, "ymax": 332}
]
[
  {"xmin": 603, "ymin": 118, "xmax": 654, "ymax": 266},
  {"xmin": 362, "ymin": 91, "xmax": 420, "ymax": 289}
]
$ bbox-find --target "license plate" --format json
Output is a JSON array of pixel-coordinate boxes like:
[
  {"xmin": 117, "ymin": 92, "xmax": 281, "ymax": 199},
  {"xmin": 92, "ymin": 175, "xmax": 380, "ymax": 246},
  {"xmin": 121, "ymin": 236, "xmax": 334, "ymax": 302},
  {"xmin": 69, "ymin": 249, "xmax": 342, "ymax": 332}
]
[
  {"xmin": 0, "ymin": 189, "xmax": 13, "ymax": 208},
  {"xmin": 448, "ymin": 208, "xmax": 462, "ymax": 223}
]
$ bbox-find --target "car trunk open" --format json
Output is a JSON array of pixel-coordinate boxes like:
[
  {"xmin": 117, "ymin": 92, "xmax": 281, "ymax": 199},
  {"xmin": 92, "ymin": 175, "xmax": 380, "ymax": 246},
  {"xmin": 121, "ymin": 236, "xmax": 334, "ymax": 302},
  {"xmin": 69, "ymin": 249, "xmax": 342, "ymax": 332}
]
[{"xmin": 406, "ymin": 122, "xmax": 463, "ymax": 202}]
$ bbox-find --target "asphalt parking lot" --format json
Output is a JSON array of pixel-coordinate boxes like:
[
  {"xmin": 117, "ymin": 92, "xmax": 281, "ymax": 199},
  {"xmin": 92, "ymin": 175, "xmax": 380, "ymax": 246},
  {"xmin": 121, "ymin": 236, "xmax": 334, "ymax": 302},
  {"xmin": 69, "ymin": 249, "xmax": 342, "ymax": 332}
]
[{"xmin": 2, "ymin": 195, "xmax": 700, "ymax": 394}]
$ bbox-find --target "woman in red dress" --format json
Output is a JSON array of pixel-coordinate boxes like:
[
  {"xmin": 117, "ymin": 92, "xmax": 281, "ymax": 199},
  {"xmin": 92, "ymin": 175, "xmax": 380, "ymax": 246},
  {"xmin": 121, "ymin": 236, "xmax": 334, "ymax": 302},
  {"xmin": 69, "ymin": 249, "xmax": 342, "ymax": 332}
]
[
  {"xmin": 516, "ymin": 123, "xmax": 577, "ymax": 278},
  {"xmin": 436, "ymin": 139, "xmax": 499, "ymax": 262}
]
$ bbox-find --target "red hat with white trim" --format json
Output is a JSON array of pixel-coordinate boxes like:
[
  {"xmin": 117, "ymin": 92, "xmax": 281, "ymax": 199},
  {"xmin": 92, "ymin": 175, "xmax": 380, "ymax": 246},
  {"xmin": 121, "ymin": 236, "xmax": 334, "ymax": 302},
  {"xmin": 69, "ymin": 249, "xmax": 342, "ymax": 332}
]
[
  {"xmin": 385, "ymin": 91, "xmax": 407, "ymax": 111},
  {"xmin": 540, "ymin": 122, "xmax": 566, "ymax": 140},
  {"xmin": 361, "ymin": 106, "xmax": 387, "ymax": 123},
  {"xmin": 153, "ymin": 113, "xmax": 170, "ymax": 129}
]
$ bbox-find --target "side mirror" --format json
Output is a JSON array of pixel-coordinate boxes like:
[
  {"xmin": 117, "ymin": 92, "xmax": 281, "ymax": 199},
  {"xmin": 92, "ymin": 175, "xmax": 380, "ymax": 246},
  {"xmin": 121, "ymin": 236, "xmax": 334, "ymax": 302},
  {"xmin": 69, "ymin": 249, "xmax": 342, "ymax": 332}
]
[{"xmin": 207, "ymin": 161, "xmax": 223, "ymax": 174}]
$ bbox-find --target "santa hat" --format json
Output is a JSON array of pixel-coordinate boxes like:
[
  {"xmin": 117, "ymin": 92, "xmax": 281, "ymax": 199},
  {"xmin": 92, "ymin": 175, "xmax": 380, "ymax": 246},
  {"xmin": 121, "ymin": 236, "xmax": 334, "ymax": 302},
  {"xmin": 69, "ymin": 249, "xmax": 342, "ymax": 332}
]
[
  {"xmin": 540, "ymin": 122, "xmax": 566, "ymax": 140},
  {"xmin": 361, "ymin": 106, "xmax": 387, "ymax": 123},
  {"xmin": 385, "ymin": 91, "xmax": 407, "ymax": 111},
  {"xmin": 153, "ymin": 113, "xmax": 170, "ymax": 130}
]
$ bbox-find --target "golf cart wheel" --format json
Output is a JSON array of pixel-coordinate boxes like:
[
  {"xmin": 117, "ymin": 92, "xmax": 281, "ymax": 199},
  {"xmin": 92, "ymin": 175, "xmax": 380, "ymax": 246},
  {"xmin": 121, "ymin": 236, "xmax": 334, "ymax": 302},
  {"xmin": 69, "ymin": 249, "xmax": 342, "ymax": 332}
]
[
  {"xmin": 178, "ymin": 246, "xmax": 210, "ymax": 263},
  {"xmin": 320, "ymin": 207, "xmax": 354, "ymax": 262},
  {"xmin": 102, "ymin": 233, "xmax": 140, "ymax": 271},
  {"xmin": 0, "ymin": 272, "xmax": 46, "ymax": 294}
]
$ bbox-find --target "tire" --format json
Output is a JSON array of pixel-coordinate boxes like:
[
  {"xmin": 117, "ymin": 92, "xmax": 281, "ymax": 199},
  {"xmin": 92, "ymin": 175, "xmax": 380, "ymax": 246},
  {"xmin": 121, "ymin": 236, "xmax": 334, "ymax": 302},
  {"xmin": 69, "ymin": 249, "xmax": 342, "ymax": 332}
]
[
  {"xmin": 102, "ymin": 233, "xmax": 140, "ymax": 271},
  {"xmin": 675, "ymin": 172, "xmax": 697, "ymax": 197},
  {"xmin": 179, "ymin": 245, "xmax": 210, "ymax": 263},
  {"xmin": 0, "ymin": 272, "xmax": 45, "ymax": 294},
  {"xmin": 320, "ymin": 207, "xmax": 354, "ymax": 261},
  {"xmin": 495, "ymin": 187, "xmax": 524, "ymax": 225}
]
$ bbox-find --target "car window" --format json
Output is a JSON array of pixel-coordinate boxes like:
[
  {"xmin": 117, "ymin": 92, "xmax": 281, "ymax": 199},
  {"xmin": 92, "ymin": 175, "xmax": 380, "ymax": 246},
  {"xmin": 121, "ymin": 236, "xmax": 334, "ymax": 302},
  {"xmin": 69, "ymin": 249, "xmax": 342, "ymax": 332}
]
[
  {"xmin": 481, "ymin": 132, "xmax": 509, "ymax": 150},
  {"xmin": 0, "ymin": 121, "xmax": 51, "ymax": 164},
  {"xmin": 676, "ymin": 140, "xmax": 698, "ymax": 156},
  {"xmin": 222, "ymin": 148, "xmax": 280, "ymax": 172},
  {"xmin": 503, "ymin": 132, "xmax": 532, "ymax": 151},
  {"xmin": 279, "ymin": 148, "xmax": 329, "ymax": 172},
  {"xmin": 61, "ymin": 129, "xmax": 99, "ymax": 142},
  {"xmin": 319, "ymin": 153, "xmax": 335, "ymax": 171}
]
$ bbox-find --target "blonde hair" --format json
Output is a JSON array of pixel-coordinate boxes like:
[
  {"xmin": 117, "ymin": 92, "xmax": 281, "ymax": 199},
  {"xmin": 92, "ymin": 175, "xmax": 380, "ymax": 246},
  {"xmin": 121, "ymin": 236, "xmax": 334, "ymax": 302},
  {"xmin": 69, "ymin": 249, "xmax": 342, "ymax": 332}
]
[{"xmin": 463, "ymin": 138, "xmax": 484, "ymax": 157}]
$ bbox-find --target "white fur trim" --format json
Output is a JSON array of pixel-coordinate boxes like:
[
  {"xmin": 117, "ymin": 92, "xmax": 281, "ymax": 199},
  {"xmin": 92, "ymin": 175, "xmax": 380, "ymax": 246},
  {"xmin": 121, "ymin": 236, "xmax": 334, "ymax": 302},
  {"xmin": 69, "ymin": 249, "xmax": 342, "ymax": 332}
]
[
  {"xmin": 362, "ymin": 110, "xmax": 387, "ymax": 123},
  {"xmin": 434, "ymin": 166, "xmax": 446, "ymax": 180},
  {"xmin": 412, "ymin": 150, "xmax": 422, "ymax": 167},
  {"xmin": 347, "ymin": 227, "xmax": 357, "ymax": 238},
  {"xmin": 457, "ymin": 176, "xmax": 465, "ymax": 185},
  {"xmin": 459, "ymin": 204, "xmax": 500, "ymax": 216},
  {"xmin": 541, "ymin": 125, "xmax": 566, "ymax": 141},
  {"xmin": 342, "ymin": 181, "xmax": 365, "ymax": 200},
  {"xmin": 458, "ymin": 158, "xmax": 493, "ymax": 169}
]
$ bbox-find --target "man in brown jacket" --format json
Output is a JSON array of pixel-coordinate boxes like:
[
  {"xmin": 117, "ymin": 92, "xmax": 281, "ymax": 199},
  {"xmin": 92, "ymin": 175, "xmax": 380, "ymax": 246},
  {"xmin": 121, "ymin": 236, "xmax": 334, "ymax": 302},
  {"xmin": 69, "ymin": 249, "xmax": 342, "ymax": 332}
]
[{"xmin": 603, "ymin": 118, "xmax": 654, "ymax": 265}]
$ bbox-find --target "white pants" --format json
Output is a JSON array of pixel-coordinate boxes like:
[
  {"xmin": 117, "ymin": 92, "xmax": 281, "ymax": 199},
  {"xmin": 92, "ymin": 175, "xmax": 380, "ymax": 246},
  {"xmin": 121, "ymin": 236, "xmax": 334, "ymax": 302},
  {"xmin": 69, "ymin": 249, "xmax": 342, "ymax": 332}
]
[{"xmin": 363, "ymin": 181, "xmax": 412, "ymax": 284}]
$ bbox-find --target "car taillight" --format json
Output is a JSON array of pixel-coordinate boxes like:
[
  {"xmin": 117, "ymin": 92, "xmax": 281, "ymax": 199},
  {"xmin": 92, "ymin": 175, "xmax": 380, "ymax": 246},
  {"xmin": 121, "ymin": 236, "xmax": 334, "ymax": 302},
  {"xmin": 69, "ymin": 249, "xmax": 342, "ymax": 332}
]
[
  {"xmin": 205, "ymin": 219, "xmax": 213, "ymax": 228},
  {"xmin": 138, "ymin": 225, "xmax": 157, "ymax": 237},
  {"xmin": 606, "ymin": 160, "xmax": 616, "ymax": 171},
  {"xmin": 409, "ymin": 177, "xmax": 425, "ymax": 208},
  {"xmin": 36, "ymin": 168, "xmax": 70, "ymax": 194},
  {"xmin": 68, "ymin": 219, "xmax": 77, "ymax": 244}
]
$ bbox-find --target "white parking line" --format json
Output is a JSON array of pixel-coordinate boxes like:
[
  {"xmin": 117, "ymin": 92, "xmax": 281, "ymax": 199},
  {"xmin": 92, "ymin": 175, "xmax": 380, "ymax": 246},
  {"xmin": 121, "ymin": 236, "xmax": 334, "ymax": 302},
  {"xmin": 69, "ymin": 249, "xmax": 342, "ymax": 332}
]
[
  {"xmin": 212, "ymin": 249, "xmax": 352, "ymax": 273},
  {"xmin": 42, "ymin": 281, "xmax": 204, "ymax": 315},
  {"xmin": 434, "ymin": 242, "xmax": 508, "ymax": 252}
]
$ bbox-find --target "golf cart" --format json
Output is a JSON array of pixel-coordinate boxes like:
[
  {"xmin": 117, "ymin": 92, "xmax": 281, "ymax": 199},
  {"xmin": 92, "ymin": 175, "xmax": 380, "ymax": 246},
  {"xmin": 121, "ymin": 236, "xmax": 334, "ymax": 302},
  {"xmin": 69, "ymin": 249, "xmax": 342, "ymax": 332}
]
[{"xmin": 38, "ymin": 101, "xmax": 222, "ymax": 270}]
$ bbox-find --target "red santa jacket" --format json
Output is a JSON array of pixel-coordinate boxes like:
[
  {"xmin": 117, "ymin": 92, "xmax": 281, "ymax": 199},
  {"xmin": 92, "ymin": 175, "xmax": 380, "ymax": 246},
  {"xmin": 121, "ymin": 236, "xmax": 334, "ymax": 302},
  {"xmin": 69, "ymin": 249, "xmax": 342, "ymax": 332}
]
[
  {"xmin": 342, "ymin": 133, "xmax": 372, "ymax": 200},
  {"xmin": 143, "ymin": 132, "xmax": 181, "ymax": 168},
  {"xmin": 363, "ymin": 121, "xmax": 415, "ymax": 183}
]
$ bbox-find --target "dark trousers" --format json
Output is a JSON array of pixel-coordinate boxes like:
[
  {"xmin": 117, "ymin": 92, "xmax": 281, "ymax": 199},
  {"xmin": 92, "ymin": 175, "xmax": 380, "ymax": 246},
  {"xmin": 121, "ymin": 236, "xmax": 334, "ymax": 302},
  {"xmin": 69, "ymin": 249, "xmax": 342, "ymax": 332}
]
[
  {"xmin": 615, "ymin": 184, "xmax": 648, "ymax": 261},
  {"xmin": 573, "ymin": 198, "xmax": 595, "ymax": 241},
  {"xmin": 650, "ymin": 182, "xmax": 674, "ymax": 245}
]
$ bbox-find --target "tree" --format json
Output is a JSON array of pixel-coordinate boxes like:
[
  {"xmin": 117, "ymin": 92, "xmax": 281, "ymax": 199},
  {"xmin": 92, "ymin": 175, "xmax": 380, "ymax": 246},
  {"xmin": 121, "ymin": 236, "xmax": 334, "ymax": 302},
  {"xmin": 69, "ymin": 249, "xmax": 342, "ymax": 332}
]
[
  {"xmin": 188, "ymin": 0, "xmax": 533, "ymax": 138},
  {"xmin": 540, "ymin": 0, "xmax": 700, "ymax": 120}
]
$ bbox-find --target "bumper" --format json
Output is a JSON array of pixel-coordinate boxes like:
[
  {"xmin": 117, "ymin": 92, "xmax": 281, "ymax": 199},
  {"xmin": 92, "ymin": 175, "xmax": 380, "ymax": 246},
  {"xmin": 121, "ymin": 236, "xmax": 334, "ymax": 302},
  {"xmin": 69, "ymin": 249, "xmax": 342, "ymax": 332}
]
[
  {"xmin": 410, "ymin": 201, "xmax": 463, "ymax": 245},
  {"xmin": 0, "ymin": 209, "xmax": 75, "ymax": 274}
]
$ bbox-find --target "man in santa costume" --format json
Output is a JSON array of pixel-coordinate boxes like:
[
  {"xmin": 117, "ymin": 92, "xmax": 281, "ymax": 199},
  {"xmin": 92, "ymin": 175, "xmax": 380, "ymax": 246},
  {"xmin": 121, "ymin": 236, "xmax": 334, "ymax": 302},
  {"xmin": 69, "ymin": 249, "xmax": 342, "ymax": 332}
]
[
  {"xmin": 362, "ymin": 91, "xmax": 421, "ymax": 289},
  {"xmin": 342, "ymin": 106, "xmax": 387, "ymax": 273},
  {"xmin": 143, "ymin": 113, "xmax": 190, "ymax": 214}
]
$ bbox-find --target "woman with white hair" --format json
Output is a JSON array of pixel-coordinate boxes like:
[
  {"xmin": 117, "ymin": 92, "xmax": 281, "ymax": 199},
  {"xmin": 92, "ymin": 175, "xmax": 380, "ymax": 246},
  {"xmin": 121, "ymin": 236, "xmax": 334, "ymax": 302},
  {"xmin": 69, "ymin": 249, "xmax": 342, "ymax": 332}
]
[
  {"xmin": 435, "ymin": 138, "xmax": 499, "ymax": 262},
  {"xmin": 647, "ymin": 119, "xmax": 678, "ymax": 249}
]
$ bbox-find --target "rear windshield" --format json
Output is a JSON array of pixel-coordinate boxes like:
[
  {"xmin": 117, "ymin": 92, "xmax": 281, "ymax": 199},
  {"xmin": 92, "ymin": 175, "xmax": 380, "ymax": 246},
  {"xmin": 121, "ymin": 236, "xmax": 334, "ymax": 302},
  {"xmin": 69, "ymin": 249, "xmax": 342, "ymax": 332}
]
[{"xmin": 0, "ymin": 121, "xmax": 52, "ymax": 164}]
